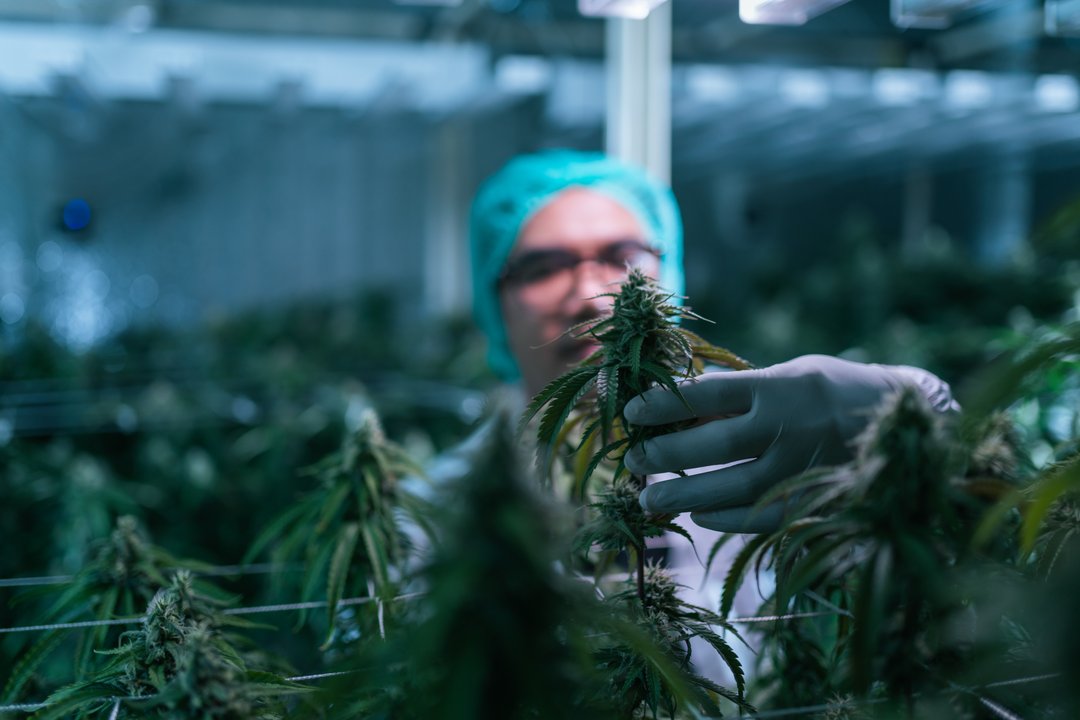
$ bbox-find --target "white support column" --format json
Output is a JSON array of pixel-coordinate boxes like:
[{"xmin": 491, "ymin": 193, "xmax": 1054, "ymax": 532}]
[
  {"xmin": 605, "ymin": 0, "xmax": 672, "ymax": 183},
  {"xmin": 424, "ymin": 120, "xmax": 471, "ymax": 316}
]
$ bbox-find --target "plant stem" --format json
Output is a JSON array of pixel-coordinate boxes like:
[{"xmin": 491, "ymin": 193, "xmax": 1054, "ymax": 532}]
[
  {"xmin": 636, "ymin": 543, "xmax": 646, "ymax": 605},
  {"xmin": 633, "ymin": 473, "xmax": 647, "ymax": 605}
]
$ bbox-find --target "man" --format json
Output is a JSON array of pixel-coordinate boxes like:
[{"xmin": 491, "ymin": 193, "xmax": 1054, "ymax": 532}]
[{"xmin": 469, "ymin": 149, "xmax": 957, "ymax": 532}]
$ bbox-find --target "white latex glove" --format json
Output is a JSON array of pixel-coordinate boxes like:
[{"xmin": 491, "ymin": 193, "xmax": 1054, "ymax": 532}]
[{"xmin": 623, "ymin": 354, "xmax": 957, "ymax": 534}]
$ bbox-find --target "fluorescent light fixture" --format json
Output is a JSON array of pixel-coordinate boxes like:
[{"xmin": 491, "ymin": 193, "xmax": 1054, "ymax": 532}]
[
  {"xmin": 1045, "ymin": 0, "xmax": 1080, "ymax": 36},
  {"xmin": 872, "ymin": 68, "xmax": 937, "ymax": 106},
  {"xmin": 578, "ymin": 0, "xmax": 667, "ymax": 19},
  {"xmin": 1034, "ymin": 74, "xmax": 1080, "ymax": 113},
  {"xmin": 779, "ymin": 70, "xmax": 829, "ymax": 107},
  {"xmin": 890, "ymin": 0, "xmax": 995, "ymax": 29},
  {"xmin": 739, "ymin": 0, "xmax": 851, "ymax": 26},
  {"xmin": 943, "ymin": 70, "xmax": 992, "ymax": 111},
  {"xmin": 494, "ymin": 55, "xmax": 552, "ymax": 95},
  {"xmin": 684, "ymin": 65, "xmax": 741, "ymax": 104}
]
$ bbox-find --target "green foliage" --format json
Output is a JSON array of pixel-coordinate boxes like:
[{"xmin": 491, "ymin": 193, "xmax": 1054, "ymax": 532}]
[
  {"xmin": 522, "ymin": 268, "xmax": 751, "ymax": 493},
  {"xmin": 4, "ymin": 250, "xmax": 1080, "ymax": 717},
  {"xmin": 246, "ymin": 408, "xmax": 424, "ymax": 642},
  {"xmin": 322, "ymin": 413, "xmax": 615, "ymax": 720},
  {"xmin": 524, "ymin": 269, "xmax": 753, "ymax": 717},
  {"xmin": 33, "ymin": 571, "xmax": 304, "ymax": 720},
  {"xmin": 724, "ymin": 387, "xmax": 1016, "ymax": 708},
  {"xmin": 596, "ymin": 563, "xmax": 750, "ymax": 717},
  {"xmin": 3, "ymin": 517, "xmax": 197, "ymax": 704},
  {"xmin": 718, "ymin": 315, "xmax": 1080, "ymax": 717},
  {"xmin": 696, "ymin": 203, "xmax": 1076, "ymax": 381}
]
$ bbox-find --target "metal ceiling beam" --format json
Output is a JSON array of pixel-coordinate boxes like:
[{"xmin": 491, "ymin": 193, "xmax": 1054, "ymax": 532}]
[
  {"xmin": 3, "ymin": 0, "xmax": 1067, "ymax": 72},
  {"xmin": 159, "ymin": 1, "xmax": 425, "ymax": 40}
]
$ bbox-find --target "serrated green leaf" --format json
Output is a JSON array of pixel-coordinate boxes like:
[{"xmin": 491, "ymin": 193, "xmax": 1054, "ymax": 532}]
[
  {"xmin": 315, "ymin": 480, "xmax": 351, "ymax": 535},
  {"xmin": 2, "ymin": 629, "xmax": 68, "ymax": 703},
  {"xmin": 361, "ymin": 522, "xmax": 390, "ymax": 594},
  {"xmin": 582, "ymin": 437, "xmax": 629, "ymax": 490},
  {"xmin": 1022, "ymin": 455, "xmax": 1080, "ymax": 551},
  {"xmin": 721, "ymin": 532, "xmax": 772, "ymax": 618},
  {"xmin": 325, "ymin": 522, "xmax": 361, "ymax": 637},
  {"xmin": 520, "ymin": 367, "xmax": 597, "ymax": 435},
  {"xmin": 851, "ymin": 546, "xmax": 892, "ymax": 694},
  {"xmin": 629, "ymin": 334, "xmax": 645, "ymax": 387}
]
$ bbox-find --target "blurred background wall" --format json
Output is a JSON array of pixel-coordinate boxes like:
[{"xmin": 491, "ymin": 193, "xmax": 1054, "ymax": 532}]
[{"xmin": 1, "ymin": 0, "xmax": 1079, "ymax": 391}]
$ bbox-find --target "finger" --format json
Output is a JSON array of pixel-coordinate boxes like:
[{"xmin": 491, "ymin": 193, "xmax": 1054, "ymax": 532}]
[
  {"xmin": 639, "ymin": 467, "xmax": 756, "ymax": 515},
  {"xmin": 625, "ymin": 412, "xmax": 774, "ymax": 475},
  {"xmin": 691, "ymin": 502, "xmax": 787, "ymax": 534},
  {"xmin": 638, "ymin": 451, "xmax": 793, "ymax": 514},
  {"xmin": 624, "ymin": 370, "xmax": 758, "ymax": 426}
]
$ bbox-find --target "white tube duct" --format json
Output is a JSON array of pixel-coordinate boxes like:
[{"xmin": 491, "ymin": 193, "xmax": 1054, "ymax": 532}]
[{"xmin": 604, "ymin": 0, "xmax": 671, "ymax": 183}]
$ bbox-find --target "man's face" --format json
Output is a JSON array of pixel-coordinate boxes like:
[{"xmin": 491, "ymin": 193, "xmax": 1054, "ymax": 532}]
[{"xmin": 498, "ymin": 187, "xmax": 661, "ymax": 397}]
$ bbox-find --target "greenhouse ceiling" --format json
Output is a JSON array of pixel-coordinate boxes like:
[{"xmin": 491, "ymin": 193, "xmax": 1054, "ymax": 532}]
[
  {"xmin": 0, "ymin": 0, "xmax": 1078, "ymax": 71},
  {"xmin": 1, "ymin": 0, "xmax": 1079, "ymax": 185}
]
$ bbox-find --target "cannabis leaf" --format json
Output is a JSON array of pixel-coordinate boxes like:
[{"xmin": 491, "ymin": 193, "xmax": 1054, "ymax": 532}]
[
  {"xmin": 3, "ymin": 517, "xmax": 202, "ymax": 704},
  {"xmin": 522, "ymin": 268, "xmax": 754, "ymax": 717},
  {"xmin": 322, "ymin": 412, "xmax": 614, "ymax": 720},
  {"xmin": 521, "ymin": 267, "xmax": 751, "ymax": 494},
  {"xmin": 34, "ymin": 571, "xmax": 305, "ymax": 720},
  {"xmin": 246, "ymin": 408, "xmax": 423, "ymax": 643}
]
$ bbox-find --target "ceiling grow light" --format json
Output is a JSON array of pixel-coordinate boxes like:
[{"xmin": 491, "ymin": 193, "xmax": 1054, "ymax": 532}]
[
  {"xmin": 578, "ymin": 0, "xmax": 667, "ymax": 19},
  {"xmin": 738, "ymin": 0, "xmax": 852, "ymax": 26}
]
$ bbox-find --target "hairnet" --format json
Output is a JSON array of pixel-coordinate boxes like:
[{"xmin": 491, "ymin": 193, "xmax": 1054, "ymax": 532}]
[{"xmin": 469, "ymin": 150, "xmax": 685, "ymax": 381}]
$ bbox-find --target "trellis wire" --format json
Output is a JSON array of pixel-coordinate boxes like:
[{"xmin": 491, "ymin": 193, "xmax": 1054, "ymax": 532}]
[
  {"xmin": 0, "ymin": 563, "xmax": 292, "ymax": 590},
  {"xmin": 0, "ymin": 617, "xmax": 138, "ymax": 634},
  {"xmin": 977, "ymin": 696, "xmax": 1024, "ymax": 720},
  {"xmin": 285, "ymin": 670, "xmax": 356, "ymax": 683},
  {"xmin": 0, "ymin": 583, "xmax": 1063, "ymax": 719},
  {"xmin": 0, "ymin": 674, "xmax": 357, "ymax": 715},
  {"xmin": 802, "ymin": 589, "xmax": 855, "ymax": 618},
  {"xmin": 0, "ymin": 671, "xmax": 1059, "ymax": 716},
  {"xmin": 734, "ymin": 697, "xmax": 887, "ymax": 719},
  {"xmin": 726, "ymin": 610, "xmax": 839, "ymax": 624},
  {"xmin": 0, "ymin": 600, "xmax": 834, "ymax": 635},
  {"xmin": 729, "ymin": 672, "xmax": 1060, "ymax": 720},
  {"xmin": 0, "ymin": 592, "xmax": 426, "ymax": 635},
  {"xmin": 986, "ymin": 673, "xmax": 1060, "ymax": 689}
]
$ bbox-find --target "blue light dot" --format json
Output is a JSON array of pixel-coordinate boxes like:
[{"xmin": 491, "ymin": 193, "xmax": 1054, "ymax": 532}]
[{"xmin": 62, "ymin": 198, "xmax": 92, "ymax": 231}]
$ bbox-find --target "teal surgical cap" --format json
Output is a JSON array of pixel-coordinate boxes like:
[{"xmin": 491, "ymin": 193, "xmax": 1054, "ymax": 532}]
[{"xmin": 469, "ymin": 149, "xmax": 685, "ymax": 381}]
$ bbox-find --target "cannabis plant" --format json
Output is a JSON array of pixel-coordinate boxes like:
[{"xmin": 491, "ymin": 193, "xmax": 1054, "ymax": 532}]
[
  {"xmin": 592, "ymin": 561, "xmax": 752, "ymax": 718},
  {"xmin": 34, "ymin": 571, "xmax": 305, "ymax": 719},
  {"xmin": 722, "ymin": 386, "xmax": 1023, "ymax": 715},
  {"xmin": 523, "ymin": 269, "xmax": 754, "ymax": 716},
  {"xmin": 963, "ymin": 322, "xmax": 1080, "ymax": 549},
  {"xmin": 322, "ymin": 412, "xmax": 614, "ymax": 720},
  {"xmin": 3, "ymin": 516, "xmax": 195, "ymax": 704},
  {"xmin": 522, "ymin": 269, "xmax": 750, "ymax": 586},
  {"xmin": 523, "ymin": 268, "xmax": 750, "ymax": 496},
  {"xmin": 742, "ymin": 592, "xmax": 845, "ymax": 711},
  {"xmin": 246, "ymin": 408, "xmax": 425, "ymax": 643}
]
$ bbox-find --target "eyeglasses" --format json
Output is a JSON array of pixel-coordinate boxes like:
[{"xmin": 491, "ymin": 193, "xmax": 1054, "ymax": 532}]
[{"xmin": 498, "ymin": 240, "xmax": 661, "ymax": 290}]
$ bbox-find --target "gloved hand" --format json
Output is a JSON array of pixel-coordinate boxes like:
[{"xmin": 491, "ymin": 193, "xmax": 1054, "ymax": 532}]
[{"xmin": 623, "ymin": 354, "xmax": 951, "ymax": 534}]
